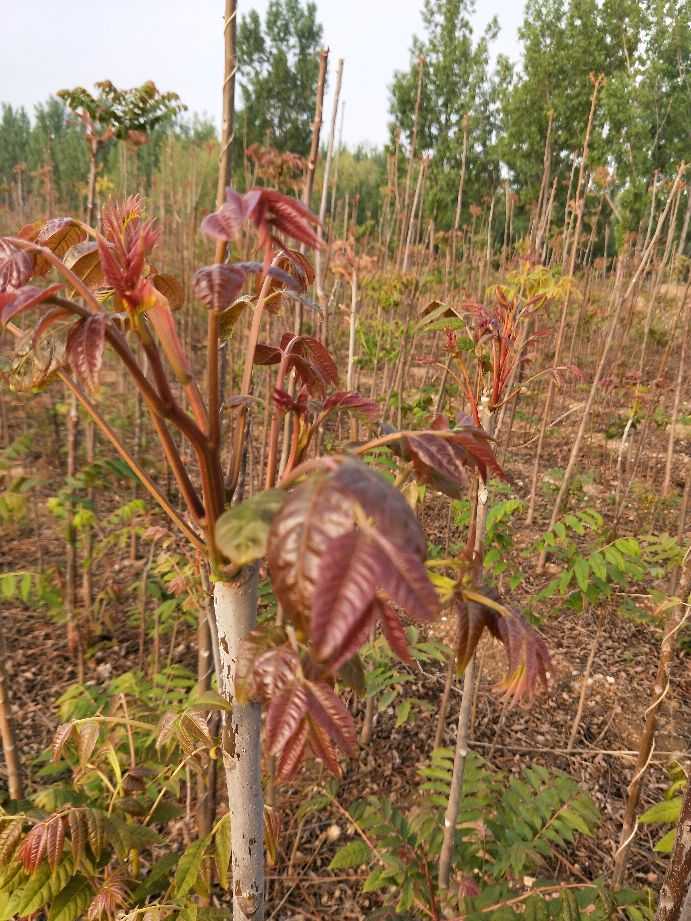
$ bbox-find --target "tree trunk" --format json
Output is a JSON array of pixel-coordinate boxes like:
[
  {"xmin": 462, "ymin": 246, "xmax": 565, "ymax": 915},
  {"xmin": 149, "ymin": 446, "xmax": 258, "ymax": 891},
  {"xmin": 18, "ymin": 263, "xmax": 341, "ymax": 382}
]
[
  {"xmin": 0, "ymin": 629, "xmax": 23, "ymax": 801},
  {"xmin": 86, "ymin": 142, "xmax": 98, "ymax": 226},
  {"xmin": 316, "ymin": 58, "xmax": 344, "ymax": 344},
  {"xmin": 214, "ymin": 568, "xmax": 264, "ymax": 921},
  {"xmin": 438, "ymin": 398, "xmax": 494, "ymax": 894},
  {"xmin": 655, "ymin": 779, "xmax": 691, "ymax": 921}
]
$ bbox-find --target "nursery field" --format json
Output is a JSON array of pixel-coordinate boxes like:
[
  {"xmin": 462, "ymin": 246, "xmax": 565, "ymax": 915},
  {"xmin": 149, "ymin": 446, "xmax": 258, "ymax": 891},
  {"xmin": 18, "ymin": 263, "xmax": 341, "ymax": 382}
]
[{"xmin": 0, "ymin": 1, "xmax": 689, "ymax": 920}]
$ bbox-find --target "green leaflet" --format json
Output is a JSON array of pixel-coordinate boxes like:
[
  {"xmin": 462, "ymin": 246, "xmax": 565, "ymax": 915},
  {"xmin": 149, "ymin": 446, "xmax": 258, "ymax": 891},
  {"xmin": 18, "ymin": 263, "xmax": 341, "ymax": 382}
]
[
  {"xmin": 328, "ymin": 839, "xmax": 371, "ymax": 870},
  {"xmin": 215, "ymin": 489, "xmax": 286, "ymax": 565},
  {"xmin": 174, "ymin": 834, "xmax": 211, "ymax": 898}
]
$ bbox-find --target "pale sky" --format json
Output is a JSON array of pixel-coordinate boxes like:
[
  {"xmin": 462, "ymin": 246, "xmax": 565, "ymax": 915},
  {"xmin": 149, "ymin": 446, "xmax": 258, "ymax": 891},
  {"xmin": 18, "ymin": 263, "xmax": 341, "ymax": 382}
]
[{"xmin": 2, "ymin": 1, "xmax": 524, "ymax": 148}]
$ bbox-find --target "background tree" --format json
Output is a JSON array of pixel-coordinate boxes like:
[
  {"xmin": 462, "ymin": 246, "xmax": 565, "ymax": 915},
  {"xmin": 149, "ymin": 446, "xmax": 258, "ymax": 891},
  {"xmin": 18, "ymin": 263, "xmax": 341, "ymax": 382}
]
[
  {"xmin": 389, "ymin": 0, "xmax": 501, "ymax": 227},
  {"xmin": 237, "ymin": 0, "xmax": 324, "ymax": 155},
  {"xmin": 57, "ymin": 81, "xmax": 185, "ymax": 222}
]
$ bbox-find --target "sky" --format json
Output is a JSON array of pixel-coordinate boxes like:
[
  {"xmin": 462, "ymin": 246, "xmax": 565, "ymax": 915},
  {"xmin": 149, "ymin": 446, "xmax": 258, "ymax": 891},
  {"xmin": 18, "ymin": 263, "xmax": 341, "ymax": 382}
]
[{"xmin": 1, "ymin": 1, "xmax": 524, "ymax": 148}]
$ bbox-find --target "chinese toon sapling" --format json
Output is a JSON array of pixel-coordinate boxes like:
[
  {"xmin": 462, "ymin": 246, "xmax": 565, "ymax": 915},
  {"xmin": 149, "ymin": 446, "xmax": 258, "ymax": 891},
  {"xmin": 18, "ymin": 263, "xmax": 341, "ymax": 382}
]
[{"xmin": 0, "ymin": 184, "xmax": 534, "ymax": 916}]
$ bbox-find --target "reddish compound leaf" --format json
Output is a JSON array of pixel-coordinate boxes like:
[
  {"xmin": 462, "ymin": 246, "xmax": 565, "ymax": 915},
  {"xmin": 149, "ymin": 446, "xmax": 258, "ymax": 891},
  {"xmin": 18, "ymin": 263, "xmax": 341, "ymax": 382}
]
[
  {"xmin": 44, "ymin": 815, "xmax": 65, "ymax": 870},
  {"xmin": 64, "ymin": 241, "xmax": 104, "ymax": 289},
  {"xmin": 371, "ymin": 533, "xmax": 439, "ymax": 623},
  {"xmin": 267, "ymin": 474, "xmax": 355, "ymax": 631},
  {"xmin": 85, "ymin": 808, "xmax": 106, "ymax": 860},
  {"xmin": 311, "ymin": 530, "xmax": 379, "ymax": 668},
  {"xmin": 456, "ymin": 598, "xmax": 492, "ymax": 674},
  {"xmin": 305, "ymin": 682, "xmax": 357, "ymax": 757},
  {"xmin": 19, "ymin": 823, "xmax": 48, "ymax": 871},
  {"xmin": 51, "ymin": 722, "xmax": 74, "ymax": 762},
  {"xmin": 0, "ymin": 239, "xmax": 34, "ymax": 291},
  {"xmin": 275, "ymin": 248, "xmax": 315, "ymax": 292},
  {"xmin": 290, "ymin": 336, "xmax": 338, "ymax": 390},
  {"xmin": 200, "ymin": 190, "xmax": 252, "ymax": 241},
  {"xmin": 265, "ymin": 683, "xmax": 309, "ymax": 757},
  {"xmin": 0, "ymin": 283, "xmax": 64, "ymax": 326},
  {"xmin": 37, "ymin": 217, "xmax": 87, "ymax": 260},
  {"xmin": 457, "ymin": 593, "xmax": 550, "ymax": 704},
  {"xmin": 276, "ymin": 719, "xmax": 310, "ymax": 781},
  {"xmin": 306, "ymin": 717, "xmax": 342, "ymax": 776},
  {"xmin": 330, "ymin": 459, "xmax": 427, "ymax": 559},
  {"xmin": 67, "ymin": 809, "xmax": 87, "ymax": 865},
  {"xmin": 254, "ymin": 343, "xmax": 282, "ymax": 365},
  {"xmin": 323, "ymin": 391, "xmax": 379, "ymax": 420},
  {"xmin": 405, "ymin": 432, "xmax": 470, "ymax": 498},
  {"xmin": 193, "ymin": 264, "xmax": 246, "ymax": 310},
  {"xmin": 66, "ymin": 314, "xmax": 106, "ymax": 392},
  {"xmin": 375, "ymin": 598, "xmax": 412, "ymax": 664},
  {"xmin": 237, "ymin": 633, "xmax": 295, "ymax": 703},
  {"xmin": 448, "ymin": 427, "xmax": 507, "ymax": 481}
]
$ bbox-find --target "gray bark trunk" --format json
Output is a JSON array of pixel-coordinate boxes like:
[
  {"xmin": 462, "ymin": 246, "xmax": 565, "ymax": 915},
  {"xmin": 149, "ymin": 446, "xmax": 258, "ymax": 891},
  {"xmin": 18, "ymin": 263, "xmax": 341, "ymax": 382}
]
[{"xmin": 214, "ymin": 568, "xmax": 264, "ymax": 920}]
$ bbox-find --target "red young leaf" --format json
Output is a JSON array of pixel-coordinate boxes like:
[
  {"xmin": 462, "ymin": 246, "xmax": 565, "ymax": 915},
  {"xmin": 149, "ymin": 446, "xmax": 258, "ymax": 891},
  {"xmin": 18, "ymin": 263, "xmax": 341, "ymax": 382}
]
[
  {"xmin": 0, "ymin": 819, "xmax": 23, "ymax": 865},
  {"xmin": 405, "ymin": 432, "xmax": 470, "ymax": 498},
  {"xmin": 371, "ymin": 533, "xmax": 439, "ymax": 623},
  {"xmin": 276, "ymin": 719, "xmax": 309, "ymax": 781},
  {"xmin": 323, "ymin": 391, "xmax": 379, "ymax": 420},
  {"xmin": 265, "ymin": 683, "xmax": 309, "ymax": 757},
  {"xmin": 305, "ymin": 682, "xmax": 357, "ymax": 757},
  {"xmin": 52, "ymin": 722, "xmax": 75, "ymax": 761},
  {"xmin": 245, "ymin": 642, "xmax": 299, "ymax": 702},
  {"xmin": 87, "ymin": 867, "xmax": 128, "ymax": 921},
  {"xmin": 375, "ymin": 598, "xmax": 412, "ymax": 664},
  {"xmin": 0, "ymin": 239, "xmax": 34, "ymax": 291},
  {"xmin": 66, "ymin": 314, "xmax": 106, "ymax": 392},
  {"xmin": 67, "ymin": 809, "xmax": 87, "ymax": 865},
  {"xmin": 330, "ymin": 459, "xmax": 427, "ymax": 559},
  {"xmin": 45, "ymin": 815, "xmax": 66, "ymax": 870},
  {"xmin": 254, "ymin": 343, "xmax": 282, "ymax": 365},
  {"xmin": 267, "ymin": 474, "xmax": 355, "ymax": 632},
  {"xmin": 275, "ymin": 248, "xmax": 315, "ymax": 292},
  {"xmin": 457, "ymin": 593, "xmax": 550, "ymax": 704},
  {"xmin": 311, "ymin": 529, "xmax": 379, "ymax": 668},
  {"xmin": 306, "ymin": 717, "xmax": 342, "ymax": 776},
  {"xmin": 19, "ymin": 822, "xmax": 48, "ymax": 871},
  {"xmin": 0, "ymin": 283, "xmax": 63, "ymax": 326},
  {"xmin": 290, "ymin": 336, "xmax": 338, "ymax": 390},
  {"xmin": 37, "ymin": 217, "xmax": 87, "ymax": 259},
  {"xmin": 97, "ymin": 196, "xmax": 159, "ymax": 304},
  {"xmin": 193, "ymin": 263, "xmax": 246, "ymax": 310}
]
